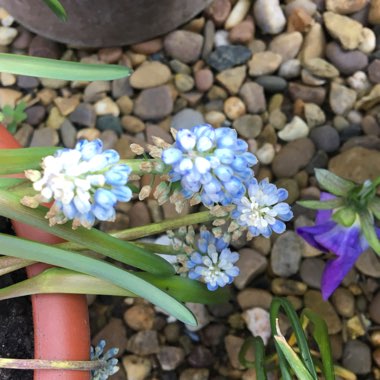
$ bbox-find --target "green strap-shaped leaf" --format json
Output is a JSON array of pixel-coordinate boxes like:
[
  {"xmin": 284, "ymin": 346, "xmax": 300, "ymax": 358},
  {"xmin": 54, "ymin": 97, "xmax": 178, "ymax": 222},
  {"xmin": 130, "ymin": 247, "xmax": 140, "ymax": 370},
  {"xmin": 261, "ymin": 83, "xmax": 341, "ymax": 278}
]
[
  {"xmin": 0, "ymin": 54, "xmax": 132, "ymax": 81},
  {"xmin": 359, "ymin": 211, "xmax": 380, "ymax": 255},
  {"xmin": 270, "ymin": 298, "xmax": 318, "ymax": 379},
  {"xmin": 42, "ymin": 0, "xmax": 67, "ymax": 21},
  {"xmin": 301, "ymin": 309, "xmax": 335, "ymax": 380},
  {"xmin": 0, "ymin": 256, "xmax": 34, "ymax": 276},
  {"xmin": 0, "ymin": 233, "xmax": 196, "ymax": 326},
  {"xmin": 315, "ymin": 169, "xmax": 355, "ymax": 196},
  {"xmin": 0, "ymin": 267, "xmax": 229, "ymax": 304},
  {"xmin": 0, "ymin": 147, "xmax": 58, "ymax": 174},
  {"xmin": 238, "ymin": 337, "xmax": 267, "ymax": 379},
  {"xmin": 297, "ymin": 198, "xmax": 344, "ymax": 210},
  {"xmin": 0, "ymin": 190, "xmax": 175, "ymax": 276},
  {"xmin": 369, "ymin": 197, "xmax": 380, "ymax": 220}
]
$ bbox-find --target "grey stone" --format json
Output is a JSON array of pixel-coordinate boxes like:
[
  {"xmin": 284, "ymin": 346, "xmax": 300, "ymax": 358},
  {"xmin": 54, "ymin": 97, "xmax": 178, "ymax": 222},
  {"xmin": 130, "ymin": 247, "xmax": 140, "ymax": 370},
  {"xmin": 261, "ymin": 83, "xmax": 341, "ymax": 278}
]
[
  {"xmin": 309, "ymin": 125, "xmax": 340, "ymax": 153},
  {"xmin": 300, "ymin": 258, "xmax": 324, "ymax": 289},
  {"xmin": 96, "ymin": 115, "xmax": 123, "ymax": 135},
  {"xmin": 342, "ymin": 340, "xmax": 371, "ymax": 375},
  {"xmin": 206, "ymin": 45, "xmax": 252, "ymax": 71},
  {"xmin": 172, "ymin": 108, "xmax": 205, "ymax": 130}
]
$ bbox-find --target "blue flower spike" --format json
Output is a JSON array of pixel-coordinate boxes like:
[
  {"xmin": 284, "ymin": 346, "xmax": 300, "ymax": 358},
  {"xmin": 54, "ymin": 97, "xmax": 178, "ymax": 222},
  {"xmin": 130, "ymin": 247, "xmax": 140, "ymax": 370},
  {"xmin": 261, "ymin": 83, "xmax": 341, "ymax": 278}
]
[
  {"xmin": 161, "ymin": 124, "xmax": 257, "ymax": 207},
  {"xmin": 231, "ymin": 178, "xmax": 293, "ymax": 238},
  {"xmin": 186, "ymin": 229, "xmax": 240, "ymax": 290},
  {"xmin": 91, "ymin": 340, "xmax": 119, "ymax": 380},
  {"xmin": 23, "ymin": 139, "xmax": 132, "ymax": 229}
]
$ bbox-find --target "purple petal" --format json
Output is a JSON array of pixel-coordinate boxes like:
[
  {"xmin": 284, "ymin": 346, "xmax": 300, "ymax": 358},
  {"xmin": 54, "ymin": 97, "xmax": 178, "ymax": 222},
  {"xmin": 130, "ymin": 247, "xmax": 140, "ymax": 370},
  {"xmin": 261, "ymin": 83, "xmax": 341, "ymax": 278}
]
[
  {"xmin": 315, "ymin": 192, "xmax": 335, "ymax": 224},
  {"xmin": 296, "ymin": 221, "xmax": 336, "ymax": 252}
]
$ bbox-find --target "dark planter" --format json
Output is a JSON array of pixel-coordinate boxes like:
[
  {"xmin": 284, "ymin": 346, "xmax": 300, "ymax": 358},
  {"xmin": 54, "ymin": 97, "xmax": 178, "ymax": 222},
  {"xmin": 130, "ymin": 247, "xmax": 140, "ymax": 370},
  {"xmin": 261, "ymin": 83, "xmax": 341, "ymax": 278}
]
[{"xmin": 0, "ymin": 0, "xmax": 211, "ymax": 47}]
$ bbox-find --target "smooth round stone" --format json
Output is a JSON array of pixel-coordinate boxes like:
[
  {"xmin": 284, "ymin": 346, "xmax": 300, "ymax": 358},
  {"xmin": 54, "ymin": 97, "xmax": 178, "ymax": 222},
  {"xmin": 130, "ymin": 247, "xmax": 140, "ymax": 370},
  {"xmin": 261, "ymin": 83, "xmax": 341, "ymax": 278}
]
[
  {"xmin": 278, "ymin": 59, "xmax": 301, "ymax": 79},
  {"xmin": 255, "ymin": 76, "xmax": 287, "ymax": 92},
  {"xmin": 248, "ymin": 51, "xmax": 282, "ymax": 76},
  {"xmin": 206, "ymin": 45, "xmax": 252, "ymax": 71},
  {"xmin": 368, "ymin": 59, "xmax": 380, "ymax": 83},
  {"xmin": 278, "ymin": 116, "xmax": 309, "ymax": 141},
  {"xmin": 121, "ymin": 115, "xmax": 145, "ymax": 133},
  {"xmin": 0, "ymin": 26, "xmax": 17, "ymax": 45},
  {"xmin": 233, "ymin": 114, "xmax": 262, "ymax": 139},
  {"xmin": 194, "ymin": 68, "xmax": 214, "ymax": 92},
  {"xmin": 253, "ymin": 0, "xmax": 286, "ymax": 34},
  {"xmin": 172, "ymin": 108, "xmax": 204, "ymax": 130},
  {"xmin": 271, "ymin": 278, "xmax": 307, "ymax": 296},
  {"xmin": 25, "ymin": 105, "xmax": 46, "ymax": 126},
  {"xmin": 174, "ymin": 73, "xmax": 194, "ymax": 92},
  {"xmin": 331, "ymin": 288, "xmax": 355, "ymax": 318},
  {"xmin": 96, "ymin": 115, "xmax": 123, "ymax": 135},
  {"xmin": 300, "ymin": 258, "xmax": 324, "ymax": 289},
  {"xmin": 129, "ymin": 61, "xmax": 171, "ymax": 89},
  {"xmin": 239, "ymin": 82, "xmax": 266, "ymax": 113},
  {"xmin": 17, "ymin": 75, "xmax": 39, "ymax": 89},
  {"xmin": 304, "ymin": 103, "xmax": 326, "ymax": 128},
  {"xmin": 342, "ymin": 340, "xmax": 371, "ymax": 375},
  {"xmin": 269, "ymin": 109, "xmax": 287, "ymax": 130},
  {"xmin": 224, "ymin": 96, "xmax": 246, "ymax": 120},
  {"xmin": 269, "ymin": 32, "xmax": 303, "ymax": 61},
  {"xmin": 163, "ymin": 30, "xmax": 203, "ymax": 63},
  {"xmin": 256, "ymin": 142, "xmax": 275, "ymax": 164},
  {"xmin": 310, "ymin": 125, "xmax": 340, "ymax": 152}
]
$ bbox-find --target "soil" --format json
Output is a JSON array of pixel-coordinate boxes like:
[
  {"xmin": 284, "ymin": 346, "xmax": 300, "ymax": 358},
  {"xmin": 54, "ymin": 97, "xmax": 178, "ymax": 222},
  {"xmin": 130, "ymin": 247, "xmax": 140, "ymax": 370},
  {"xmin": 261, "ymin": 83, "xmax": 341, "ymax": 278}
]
[{"xmin": 0, "ymin": 217, "xmax": 33, "ymax": 380}]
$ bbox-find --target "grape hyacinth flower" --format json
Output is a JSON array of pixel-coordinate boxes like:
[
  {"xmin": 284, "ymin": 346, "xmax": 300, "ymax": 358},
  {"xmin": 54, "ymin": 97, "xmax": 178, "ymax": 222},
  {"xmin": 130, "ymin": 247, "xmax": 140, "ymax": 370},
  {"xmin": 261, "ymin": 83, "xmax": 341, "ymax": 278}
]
[
  {"xmin": 297, "ymin": 192, "xmax": 380, "ymax": 300},
  {"xmin": 91, "ymin": 340, "xmax": 119, "ymax": 380},
  {"xmin": 186, "ymin": 229, "xmax": 240, "ymax": 290},
  {"xmin": 231, "ymin": 178, "xmax": 293, "ymax": 238},
  {"xmin": 161, "ymin": 124, "xmax": 257, "ymax": 207},
  {"xmin": 23, "ymin": 139, "xmax": 132, "ymax": 229}
]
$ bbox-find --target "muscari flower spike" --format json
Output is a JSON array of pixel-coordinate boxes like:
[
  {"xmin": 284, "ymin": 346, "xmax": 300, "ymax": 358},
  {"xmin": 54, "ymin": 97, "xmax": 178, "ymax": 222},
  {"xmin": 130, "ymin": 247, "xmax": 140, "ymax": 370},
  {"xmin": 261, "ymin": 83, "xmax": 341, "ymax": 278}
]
[
  {"xmin": 186, "ymin": 229, "xmax": 240, "ymax": 290},
  {"xmin": 23, "ymin": 139, "xmax": 132, "ymax": 229},
  {"xmin": 161, "ymin": 124, "xmax": 257, "ymax": 207},
  {"xmin": 231, "ymin": 178, "xmax": 293, "ymax": 238},
  {"xmin": 91, "ymin": 340, "xmax": 119, "ymax": 380}
]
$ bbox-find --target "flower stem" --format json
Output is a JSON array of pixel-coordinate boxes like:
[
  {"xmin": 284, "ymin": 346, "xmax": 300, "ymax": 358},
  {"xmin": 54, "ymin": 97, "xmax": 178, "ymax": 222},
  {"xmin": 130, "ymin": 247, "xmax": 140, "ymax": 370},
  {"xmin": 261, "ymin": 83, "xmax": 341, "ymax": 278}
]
[
  {"xmin": 0, "ymin": 358, "xmax": 103, "ymax": 371},
  {"xmin": 120, "ymin": 159, "xmax": 167, "ymax": 175}
]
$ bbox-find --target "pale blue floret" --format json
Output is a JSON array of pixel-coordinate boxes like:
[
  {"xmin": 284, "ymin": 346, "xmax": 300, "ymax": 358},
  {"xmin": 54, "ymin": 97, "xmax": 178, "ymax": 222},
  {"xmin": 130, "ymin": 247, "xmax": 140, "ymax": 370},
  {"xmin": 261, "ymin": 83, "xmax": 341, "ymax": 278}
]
[
  {"xmin": 232, "ymin": 178, "xmax": 293, "ymax": 238},
  {"xmin": 91, "ymin": 340, "xmax": 119, "ymax": 380},
  {"xmin": 30, "ymin": 139, "xmax": 132, "ymax": 229},
  {"xmin": 186, "ymin": 230, "xmax": 240, "ymax": 290},
  {"xmin": 161, "ymin": 124, "xmax": 257, "ymax": 207}
]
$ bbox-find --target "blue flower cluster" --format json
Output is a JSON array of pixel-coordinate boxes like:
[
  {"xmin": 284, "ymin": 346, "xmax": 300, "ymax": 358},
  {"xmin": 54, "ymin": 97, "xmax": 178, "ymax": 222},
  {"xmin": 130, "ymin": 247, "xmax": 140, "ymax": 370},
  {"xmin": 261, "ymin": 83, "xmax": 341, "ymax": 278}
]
[
  {"xmin": 91, "ymin": 340, "xmax": 119, "ymax": 380},
  {"xmin": 186, "ymin": 230, "xmax": 240, "ymax": 290},
  {"xmin": 162, "ymin": 124, "xmax": 257, "ymax": 206},
  {"xmin": 28, "ymin": 139, "xmax": 132, "ymax": 228},
  {"xmin": 232, "ymin": 178, "xmax": 293, "ymax": 238}
]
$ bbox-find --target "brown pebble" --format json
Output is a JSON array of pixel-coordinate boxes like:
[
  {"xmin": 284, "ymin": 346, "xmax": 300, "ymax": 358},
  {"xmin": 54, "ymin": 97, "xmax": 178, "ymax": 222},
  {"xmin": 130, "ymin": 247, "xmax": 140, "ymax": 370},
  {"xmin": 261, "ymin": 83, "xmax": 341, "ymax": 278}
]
[
  {"xmin": 229, "ymin": 20, "xmax": 255, "ymax": 44},
  {"xmin": 124, "ymin": 304, "xmax": 155, "ymax": 331},
  {"xmin": 194, "ymin": 68, "xmax": 214, "ymax": 92},
  {"xmin": 223, "ymin": 96, "xmax": 246, "ymax": 120},
  {"xmin": 130, "ymin": 38, "xmax": 163, "ymax": 55},
  {"xmin": 98, "ymin": 47, "xmax": 123, "ymax": 63},
  {"xmin": 121, "ymin": 115, "xmax": 145, "ymax": 133},
  {"xmin": 205, "ymin": 0, "xmax": 231, "ymax": 27},
  {"xmin": 287, "ymin": 7, "xmax": 314, "ymax": 32}
]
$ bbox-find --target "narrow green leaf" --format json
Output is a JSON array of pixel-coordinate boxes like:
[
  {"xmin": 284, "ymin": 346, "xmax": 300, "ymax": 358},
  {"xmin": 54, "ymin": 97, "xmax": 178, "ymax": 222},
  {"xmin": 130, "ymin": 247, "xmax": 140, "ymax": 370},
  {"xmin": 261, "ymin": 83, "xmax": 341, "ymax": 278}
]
[
  {"xmin": 0, "ymin": 190, "xmax": 175, "ymax": 276},
  {"xmin": 369, "ymin": 197, "xmax": 380, "ymax": 220},
  {"xmin": 0, "ymin": 233, "xmax": 196, "ymax": 326},
  {"xmin": 270, "ymin": 298, "xmax": 317, "ymax": 379},
  {"xmin": 359, "ymin": 211, "xmax": 380, "ymax": 255},
  {"xmin": 0, "ymin": 147, "xmax": 57, "ymax": 174},
  {"xmin": 297, "ymin": 198, "xmax": 344, "ymax": 210},
  {"xmin": 42, "ymin": 0, "xmax": 67, "ymax": 21},
  {"xmin": 0, "ymin": 267, "xmax": 229, "ymax": 304},
  {"xmin": 238, "ymin": 337, "xmax": 267, "ymax": 379},
  {"xmin": 301, "ymin": 309, "xmax": 335, "ymax": 380},
  {"xmin": 315, "ymin": 169, "xmax": 355, "ymax": 196},
  {"xmin": 0, "ymin": 54, "xmax": 132, "ymax": 81},
  {"xmin": 0, "ymin": 256, "xmax": 34, "ymax": 276},
  {"xmin": 0, "ymin": 178, "xmax": 25, "ymax": 189},
  {"xmin": 274, "ymin": 333, "xmax": 314, "ymax": 380}
]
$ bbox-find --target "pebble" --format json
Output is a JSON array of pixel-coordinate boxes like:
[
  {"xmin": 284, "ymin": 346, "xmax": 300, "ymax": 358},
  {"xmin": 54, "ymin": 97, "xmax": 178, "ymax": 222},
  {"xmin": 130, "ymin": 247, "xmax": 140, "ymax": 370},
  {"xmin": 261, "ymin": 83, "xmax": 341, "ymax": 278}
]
[
  {"xmin": 117, "ymin": 96, "xmax": 134, "ymax": 115},
  {"xmin": 179, "ymin": 368, "xmax": 209, "ymax": 380},
  {"xmin": 98, "ymin": 47, "xmax": 122, "ymax": 63},
  {"xmin": 157, "ymin": 346, "xmax": 185, "ymax": 370},
  {"xmin": 331, "ymin": 288, "xmax": 355, "ymax": 318},
  {"xmin": 278, "ymin": 59, "xmax": 301, "ymax": 79},
  {"xmin": 256, "ymin": 143, "xmax": 275, "ymax": 164},
  {"xmin": 14, "ymin": 124, "xmax": 33, "ymax": 147},
  {"xmin": 94, "ymin": 97, "xmax": 120, "ymax": 117},
  {"xmin": 172, "ymin": 108, "xmax": 205, "ymax": 130},
  {"xmin": 187, "ymin": 346, "xmax": 214, "ymax": 368},
  {"xmin": 324, "ymin": 11, "xmax": 363, "ymax": 50},
  {"xmin": 0, "ymin": 26, "xmax": 17, "ymax": 45},
  {"xmin": 60, "ymin": 119, "xmax": 77, "ymax": 148},
  {"xmin": 77, "ymin": 128, "xmax": 100, "ymax": 141},
  {"xmin": 237, "ymin": 288, "xmax": 273, "ymax": 310},
  {"xmin": 216, "ymin": 65, "xmax": 246, "ymax": 94},
  {"xmin": 325, "ymin": 42, "xmax": 368, "ymax": 75},
  {"xmin": 25, "ymin": 105, "xmax": 46, "ymax": 126},
  {"xmin": 355, "ymin": 248, "xmax": 380, "ymax": 277},
  {"xmin": 299, "ymin": 258, "xmax": 324, "ymax": 289},
  {"xmin": 69, "ymin": 103, "xmax": 96, "ymax": 128},
  {"xmin": 233, "ymin": 114, "xmax": 262, "ymax": 139},
  {"xmin": 330, "ymin": 82, "xmax": 357, "ymax": 115},
  {"xmin": 122, "ymin": 355, "xmax": 151, "ymax": 380},
  {"xmin": 205, "ymin": 0, "xmax": 231, "ymax": 27},
  {"xmin": 83, "ymin": 81, "xmax": 110, "ymax": 103},
  {"xmin": 269, "ymin": 32, "xmax": 303, "ymax": 61},
  {"xmin": 368, "ymin": 59, "xmax": 380, "ymax": 83},
  {"xmin": 253, "ymin": 0, "xmax": 286, "ymax": 34},
  {"xmin": 272, "ymin": 138, "xmax": 315, "ymax": 178},
  {"xmin": 299, "ymin": 23, "xmax": 325, "ymax": 61},
  {"xmin": 224, "ymin": 96, "xmax": 246, "ymax": 120},
  {"xmin": 271, "ymin": 231, "xmax": 303, "ymax": 277},
  {"xmin": 185, "ymin": 303, "xmax": 211, "ymax": 332},
  {"xmin": 224, "ymin": 335, "xmax": 249, "ymax": 369},
  {"xmin": 271, "ymin": 278, "xmax": 307, "ymax": 296},
  {"xmin": 124, "ymin": 304, "xmax": 155, "ymax": 331},
  {"xmin": 304, "ymin": 103, "xmax": 326, "ymax": 128},
  {"xmin": 229, "ymin": 20, "xmax": 254, "ymax": 44},
  {"xmin": 243, "ymin": 308, "xmax": 271, "ymax": 345},
  {"xmin": 129, "ymin": 61, "xmax": 171, "ymax": 89},
  {"xmin": 0, "ymin": 72, "xmax": 16, "ymax": 86},
  {"xmin": 369, "ymin": 0, "xmax": 380, "ymax": 24},
  {"xmin": 121, "ymin": 115, "xmax": 145, "ymax": 133},
  {"xmin": 301, "ymin": 69, "xmax": 326, "ymax": 86},
  {"xmin": 276, "ymin": 178, "xmax": 299, "ymax": 204},
  {"xmin": 175, "ymin": 73, "xmax": 195, "ymax": 92},
  {"xmin": 0, "ymin": 88, "xmax": 22, "ymax": 108},
  {"xmin": 369, "ymin": 291, "xmax": 380, "ymax": 323},
  {"xmin": 255, "ymin": 75, "xmax": 287, "ymax": 93},
  {"xmin": 310, "ymin": 125, "xmax": 340, "ymax": 152},
  {"xmin": 304, "ymin": 58, "xmax": 339, "ymax": 78},
  {"xmin": 46, "ymin": 107, "xmax": 65, "ymax": 129},
  {"xmin": 358, "ymin": 27, "xmax": 376, "ymax": 54},
  {"xmin": 342, "ymin": 340, "xmax": 372, "ymax": 375},
  {"xmin": 348, "ymin": 70, "xmax": 371, "ymax": 95},
  {"xmin": 304, "ymin": 290, "xmax": 342, "ymax": 333},
  {"xmin": 96, "ymin": 115, "xmax": 123, "ymax": 135},
  {"xmin": 206, "ymin": 45, "xmax": 252, "ymax": 71},
  {"xmin": 194, "ymin": 68, "xmax": 213, "ymax": 92},
  {"xmin": 328, "ymin": 147, "xmax": 380, "ymax": 183},
  {"xmin": 278, "ymin": 116, "xmax": 309, "ymax": 141},
  {"xmin": 285, "ymin": 0, "xmax": 317, "ymax": 16},
  {"xmin": 214, "ymin": 29, "xmax": 229, "ymax": 47},
  {"xmin": 326, "ymin": 0, "xmax": 368, "ymax": 14},
  {"xmin": 288, "ymin": 82, "xmax": 326, "ymax": 105},
  {"xmin": 164, "ymin": 30, "xmax": 203, "ymax": 63},
  {"xmin": 134, "ymin": 85, "xmax": 173, "ymax": 120},
  {"xmin": 112, "ymin": 77, "xmax": 133, "ymax": 98},
  {"xmin": 205, "ymin": 110, "xmax": 226, "ymax": 127},
  {"xmin": 239, "ymin": 82, "xmax": 266, "ymax": 114},
  {"xmin": 269, "ymin": 109, "xmax": 287, "ymax": 130},
  {"xmin": 127, "ymin": 330, "xmax": 160, "ymax": 355},
  {"xmin": 234, "ymin": 248, "xmax": 267, "ymax": 290},
  {"xmin": 54, "ymin": 96, "xmax": 80, "ymax": 116},
  {"xmin": 248, "ymin": 51, "xmax": 282, "ymax": 76}
]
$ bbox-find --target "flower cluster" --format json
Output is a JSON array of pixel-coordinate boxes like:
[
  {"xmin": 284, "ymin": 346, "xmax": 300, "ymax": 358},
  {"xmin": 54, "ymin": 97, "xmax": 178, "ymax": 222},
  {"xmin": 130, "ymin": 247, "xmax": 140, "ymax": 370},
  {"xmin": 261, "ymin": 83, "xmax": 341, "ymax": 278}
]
[
  {"xmin": 186, "ymin": 229, "xmax": 240, "ymax": 290},
  {"xmin": 162, "ymin": 124, "xmax": 257, "ymax": 206},
  {"xmin": 91, "ymin": 340, "xmax": 119, "ymax": 380},
  {"xmin": 23, "ymin": 139, "xmax": 132, "ymax": 229},
  {"xmin": 231, "ymin": 178, "xmax": 293, "ymax": 238}
]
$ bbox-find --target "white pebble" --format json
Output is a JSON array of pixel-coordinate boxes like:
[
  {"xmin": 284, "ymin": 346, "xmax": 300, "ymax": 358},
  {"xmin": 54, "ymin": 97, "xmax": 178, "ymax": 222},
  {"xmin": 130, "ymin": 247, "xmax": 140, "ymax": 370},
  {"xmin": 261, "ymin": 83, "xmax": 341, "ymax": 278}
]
[
  {"xmin": 279, "ymin": 59, "xmax": 301, "ymax": 79},
  {"xmin": 253, "ymin": 0, "xmax": 286, "ymax": 34},
  {"xmin": 278, "ymin": 116, "xmax": 309, "ymax": 141},
  {"xmin": 358, "ymin": 27, "xmax": 376, "ymax": 54},
  {"xmin": 225, "ymin": 0, "xmax": 251, "ymax": 29},
  {"xmin": 256, "ymin": 143, "xmax": 275, "ymax": 165},
  {"xmin": 243, "ymin": 308, "xmax": 271, "ymax": 346},
  {"xmin": 347, "ymin": 71, "xmax": 371, "ymax": 94},
  {"xmin": 0, "ymin": 26, "xmax": 17, "ymax": 45},
  {"xmin": 214, "ymin": 30, "xmax": 230, "ymax": 47}
]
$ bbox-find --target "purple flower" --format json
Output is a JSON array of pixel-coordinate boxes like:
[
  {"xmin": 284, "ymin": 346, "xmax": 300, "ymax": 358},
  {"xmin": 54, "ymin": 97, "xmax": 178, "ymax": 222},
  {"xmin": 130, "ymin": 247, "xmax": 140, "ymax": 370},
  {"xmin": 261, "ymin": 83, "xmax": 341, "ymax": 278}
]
[{"xmin": 297, "ymin": 193, "xmax": 379, "ymax": 300}]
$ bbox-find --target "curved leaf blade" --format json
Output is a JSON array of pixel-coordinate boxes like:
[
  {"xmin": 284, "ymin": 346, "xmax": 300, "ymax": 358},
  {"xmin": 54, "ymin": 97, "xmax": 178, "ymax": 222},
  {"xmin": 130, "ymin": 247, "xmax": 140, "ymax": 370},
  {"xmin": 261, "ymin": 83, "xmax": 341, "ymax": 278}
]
[
  {"xmin": 0, "ymin": 233, "xmax": 196, "ymax": 326},
  {"xmin": 0, "ymin": 54, "xmax": 132, "ymax": 81},
  {"xmin": 42, "ymin": 0, "xmax": 67, "ymax": 21}
]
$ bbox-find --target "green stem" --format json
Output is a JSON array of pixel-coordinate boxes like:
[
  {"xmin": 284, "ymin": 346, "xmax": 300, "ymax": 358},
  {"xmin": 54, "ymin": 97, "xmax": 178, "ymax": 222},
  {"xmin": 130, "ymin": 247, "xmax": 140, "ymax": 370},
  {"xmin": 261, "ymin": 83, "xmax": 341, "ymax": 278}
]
[
  {"xmin": 120, "ymin": 159, "xmax": 167, "ymax": 175},
  {"xmin": 0, "ymin": 358, "xmax": 103, "ymax": 371},
  {"xmin": 0, "ymin": 256, "xmax": 35, "ymax": 275}
]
